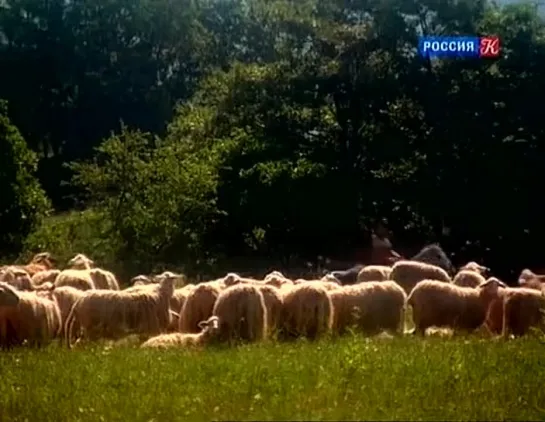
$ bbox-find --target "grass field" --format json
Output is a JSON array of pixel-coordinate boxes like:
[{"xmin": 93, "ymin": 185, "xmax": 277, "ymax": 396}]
[{"xmin": 1, "ymin": 335, "xmax": 545, "ymax": 421}]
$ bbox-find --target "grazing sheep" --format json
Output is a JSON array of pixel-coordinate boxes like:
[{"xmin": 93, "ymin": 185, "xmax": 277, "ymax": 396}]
[
  {"xmin": 179, "ymin": 282, "xmax": 222, "ymax": 333},
  {"xmin": 356, "ymin": 265, "xmax": 392, "ymax": 283},
  {"xmin": 212, "ymin": 284, "xmax": 267, "ymax": 343},
  {"xmin": 0, "ymin": 267, "xmax": 34, "ymax": 291},
  {"xmin": 64, "ymin": 273, "xmax": 175, "ymax": 347},
  {"xmin": 54, "ymin": 269, "xmax": 95, "ymax": 291},
  {"xmin": 279, "ymin": 283, "xmax": 333, "ymax": 340},
  {"xmin": 453, "ymin": 271, "xmax": 486, "ymax": 288},
  {"xmin": 329, "ymin": 281, "xmax": 406, "ymax": 336},
  {"xmin": 0, "ymin": 282, "xmax": 61, "ymax": 348},
  {"xmin": 408, "ymin": 278, "xmax": 504, "ymax": 335},
  {"xmin": 256, "ymin": 285, "xmax": 283, "ymax": 337},
  {"xmin": 141, "ymin": 316, "xmax": 220, "ymax": 349},
  {"xmin": 390, "ymin": 261, "xmax": 451, "ymax": 294},
  {"xmin": 502, "ymin": 287, "xmax": 545, "ymax": 338},
  {"xmin": 31, "ymin": 269, "xmax": 61, "ymax": 286}
]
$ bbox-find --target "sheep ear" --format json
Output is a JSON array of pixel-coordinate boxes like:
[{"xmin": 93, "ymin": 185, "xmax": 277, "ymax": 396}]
[{"xmin": 198, "ymin": 320, "xmax": 208, "ymax": 329}]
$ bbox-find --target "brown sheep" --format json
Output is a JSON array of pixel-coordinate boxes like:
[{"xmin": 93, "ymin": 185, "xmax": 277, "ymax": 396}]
[
  {"xmin": 279, "ymin": 283, "xmax": 333, "ymax": 340},
  {"xmin": 212, "ymin": 284, "xmax": 267, "ymax": 343}
]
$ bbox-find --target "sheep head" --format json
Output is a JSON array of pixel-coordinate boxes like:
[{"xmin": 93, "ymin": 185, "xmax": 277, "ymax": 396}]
[
  {"xmin": 223, "ymin": 272, "xmax": 241, "ymax": 287},
  {"xmin": 460, "ymin": 261, "xmax": 490, "ymax": 276},
  {"xmin": 68, "ymin": 254, "xmax": 95, "ymax": 270},
  {"xmin": 198, "ymin": 316, "xmax": 220, "ymax": 339},
  {"xmin": 31, "ymin": 252, "xmax": 56, "ymax": 267},
  {"xmin": 131, "ymin": 275, "xmax": 152, "ymax": 286},
  {"xmin": 478, "ymin": 277, "xmax": 507, "ymax": 301}
]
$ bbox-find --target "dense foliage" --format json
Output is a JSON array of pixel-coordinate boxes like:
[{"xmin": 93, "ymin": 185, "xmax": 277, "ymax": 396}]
[{"xmin": 1, "ymin": 0, "xmax": 543, "ymax": 279}]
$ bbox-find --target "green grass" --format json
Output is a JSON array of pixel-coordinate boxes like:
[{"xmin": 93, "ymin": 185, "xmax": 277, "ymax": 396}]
[{"xmin": 1, "ymin": 336, "xmax": 545, "ymax": 421}]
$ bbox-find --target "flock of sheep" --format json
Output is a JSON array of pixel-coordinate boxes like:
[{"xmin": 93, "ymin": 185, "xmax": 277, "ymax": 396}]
[{"xmin": 1, "ymin": 247, "xmax": 545, "ymax": 351}]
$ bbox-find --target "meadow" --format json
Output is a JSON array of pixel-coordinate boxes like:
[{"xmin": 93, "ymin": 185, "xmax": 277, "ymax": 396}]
[{"xmin": 1, "ymin": 335, "xmax": 545, "ymax": 421}]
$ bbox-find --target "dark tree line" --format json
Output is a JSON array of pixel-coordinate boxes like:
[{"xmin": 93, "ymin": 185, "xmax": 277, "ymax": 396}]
[{"xmin": 1, "ymin": 0, "xmax": 544, "ymax": 281}]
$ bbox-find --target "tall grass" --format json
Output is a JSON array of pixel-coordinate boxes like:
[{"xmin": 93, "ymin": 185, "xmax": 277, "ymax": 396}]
[{"xmin": 1, "ymin": 336, "xmax": 544, "ymax": 421}]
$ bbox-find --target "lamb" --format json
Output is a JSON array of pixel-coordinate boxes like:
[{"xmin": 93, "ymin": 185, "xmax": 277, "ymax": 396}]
[
  {"xmin": 64, "ymin": 272, "xmax": 175, "ymax": 347},
  {"xmin": 390, "ymin": 260, "xmax": 451, "ymax": 294},
  {"xmin": 179, "ymin": 282, "xmax": 222, "ymax": 333},
  {"xmin": 502, "ymin": 287, "xmax": 545, "ymax": 338},
  {"xmin": 407, "ymin": 278, "xmax": 504, "ymax": 335},
  {"xmin": 212, "ymin": 284, "xmax": 267, "ymax": 343},
  {"xmin": 0, "ymin": 282, "xmax": 61, "ymax": 348},
  {"xmin": 329, "ymin": 281, "xmax": 406, "ymax": 336},
  {"xmin": 279, "ymin": 283, "xmax": 333, "ymax": 340},
  {"xmin": 0, "ymin": 266, "xmax": 35, "ymax": 291},
  {"xmin": 31, "ymin": 269, "xmax": 61, "ymax": 286},
  {"xmin": 141, "ymin": 316, "xmax": 220, "ymax": 349},
  {"xmin": 54, "ymin": 269, "xmax": 95, "ymax": 291},
  {"xmin": 356, "ymin": 265, "xmax": 392, "ymax": 283}
]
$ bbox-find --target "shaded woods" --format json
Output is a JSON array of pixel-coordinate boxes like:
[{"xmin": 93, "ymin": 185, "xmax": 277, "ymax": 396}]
[{"xmin": 1, "ymin": 0, "xmax": 543, "ymax": 282}]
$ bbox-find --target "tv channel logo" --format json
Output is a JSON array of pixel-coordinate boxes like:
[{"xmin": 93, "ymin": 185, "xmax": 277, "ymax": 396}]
[{"xmin": 418, "ymin": 36, "xmax": 500, "ymax": 58}]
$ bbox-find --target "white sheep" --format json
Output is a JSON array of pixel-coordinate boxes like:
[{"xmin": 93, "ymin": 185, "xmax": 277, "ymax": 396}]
[
  {"xmin": 0, "ymin": 282, "xmax": 61, "ymax": 348},
  {"xmin": 141, "ymin": 316, "xmax": 220, "ymax": 349},
  {"xmin": 0, "ymin": 266, "xmax": 34, "ymax": 291},
  {"xmin": 390, "ymin": 260, "xmax": 451, "ymax": 294},
  {"xmin": 31, "ymin": 269, "xmax": 61, "ymax": 286},
  {"xmin": 329, "ymin": 281, "xmax": 406, "ymax": 336},
  {"xmin": 407, "ymin": 278, "xmax": 504, "ymax": 335},
  {"xmin": 179, "ymin": 282, "xmax": 222, "ymax": 333},
  {"xmin": 64, "ymin": 272, "xmax": 175, "ymax": 347},
  {"xmin": 279, "ymin": 283, "xmax": 333, "ymax": 340},
  {"xmin": 212, "ymin": 284, "xmax": 267, "ymax": 343},
  {"xmin": 54, "ymin": 269, "xmax": 95, "ymax": 291},
  {"xmin": 356, "ymin": 265, "xmax": 392, "ymax": 283}
]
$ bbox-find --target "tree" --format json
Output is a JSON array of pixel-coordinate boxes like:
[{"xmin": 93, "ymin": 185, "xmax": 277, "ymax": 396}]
[{"xmin": 0, "ymin": 100, "xmax": 51, "ymax": 255}]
